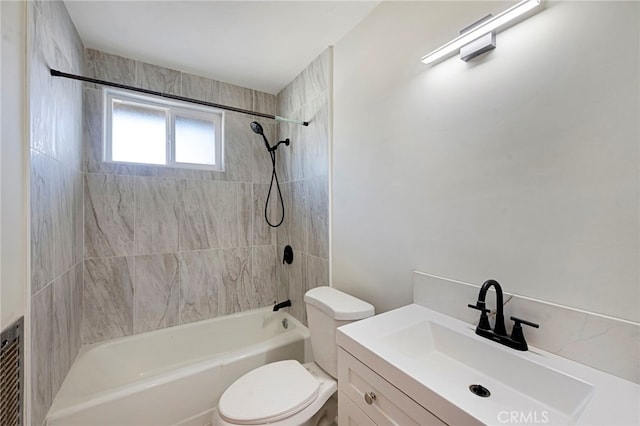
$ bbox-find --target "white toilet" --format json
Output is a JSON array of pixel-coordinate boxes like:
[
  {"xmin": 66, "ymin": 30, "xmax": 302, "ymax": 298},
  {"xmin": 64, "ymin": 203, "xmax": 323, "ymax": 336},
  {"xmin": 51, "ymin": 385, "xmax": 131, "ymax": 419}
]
[{"xmin": 213, "ymin": 286, "xmax": 374, "ymax": 426}]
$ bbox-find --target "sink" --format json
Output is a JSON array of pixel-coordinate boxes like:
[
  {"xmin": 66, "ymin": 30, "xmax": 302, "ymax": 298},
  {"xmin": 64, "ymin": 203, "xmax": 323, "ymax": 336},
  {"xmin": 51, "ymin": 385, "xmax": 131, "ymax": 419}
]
[
  {"xmin": 336, "ymin": 304, "xmax": 640, "ymax": 425},
  {"xmin": 378, "ymin": 320, "xmax": 594, "ymax": 424}
]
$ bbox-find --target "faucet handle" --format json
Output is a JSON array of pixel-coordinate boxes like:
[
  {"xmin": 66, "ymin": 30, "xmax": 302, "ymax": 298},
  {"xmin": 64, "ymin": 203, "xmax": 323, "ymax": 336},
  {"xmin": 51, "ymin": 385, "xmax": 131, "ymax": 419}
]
[
  {"xmin": 509, "ymin": 316, "xmax": 539, "ymax": 350},
  {"xmin": 467, "ymin": 303, "xmax": 490, "ymax": 313},
  {"xmin": 468, "ymin": 304, "xmax": 491, "ymax": 331},
  {"xmin": 510, "ymin": 316, "xmax": 539, "ymax": 329}
]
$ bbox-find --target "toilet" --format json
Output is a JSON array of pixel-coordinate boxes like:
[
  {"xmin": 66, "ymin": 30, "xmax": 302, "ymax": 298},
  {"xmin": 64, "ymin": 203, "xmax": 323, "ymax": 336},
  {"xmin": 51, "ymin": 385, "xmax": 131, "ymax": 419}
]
[{"xmin": 213, "ymin": 286, "xmax": 374, "ymax": 426}]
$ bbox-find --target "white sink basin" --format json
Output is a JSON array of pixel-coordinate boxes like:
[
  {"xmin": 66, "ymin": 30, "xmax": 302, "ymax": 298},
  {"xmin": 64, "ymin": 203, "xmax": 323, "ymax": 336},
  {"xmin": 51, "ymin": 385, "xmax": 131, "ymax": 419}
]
[
  {"xmin": 337, "ymin": 304, "xmax": 640, "ymax": 425},
  {"xmin": 379, "ymin": 320, "xmax": 593, "ymax": 424}
]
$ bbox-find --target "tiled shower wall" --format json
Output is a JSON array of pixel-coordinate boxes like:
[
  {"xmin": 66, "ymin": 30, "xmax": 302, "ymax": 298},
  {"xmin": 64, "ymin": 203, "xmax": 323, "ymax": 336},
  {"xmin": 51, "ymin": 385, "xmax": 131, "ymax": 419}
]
[
  {"xmin": 29, "ymin": 1, "xmax": 84, "ymax": 425},
  {"xmin": 276, "ymin": 49, "xmax": 331, "ymax": 324},
  {"xmin": 82, "ymin": 50, "xmax": 286, "ymax": 343}
]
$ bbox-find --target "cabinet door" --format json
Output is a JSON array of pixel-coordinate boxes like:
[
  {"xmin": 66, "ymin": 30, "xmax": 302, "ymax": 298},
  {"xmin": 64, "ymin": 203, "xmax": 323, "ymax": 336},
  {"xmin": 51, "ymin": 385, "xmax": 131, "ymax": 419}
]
[
  {"xmin": 338, "ymin": 390, "xmax": 377, "ymax": 426},
  {"xmin": 338, "ymin": 348, "xmax": 446, "ymax": 426}
]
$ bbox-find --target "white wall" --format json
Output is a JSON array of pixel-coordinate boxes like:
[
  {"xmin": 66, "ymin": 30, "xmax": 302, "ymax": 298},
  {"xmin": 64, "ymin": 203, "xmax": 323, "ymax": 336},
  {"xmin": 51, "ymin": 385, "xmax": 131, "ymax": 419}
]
[
  {"xmin": 1, "ymin": 0, "xmax": 28, "ymax": 330},
  {"xmin": 332, "ymin": 1, "xmax": 639, "ymax": 322}
]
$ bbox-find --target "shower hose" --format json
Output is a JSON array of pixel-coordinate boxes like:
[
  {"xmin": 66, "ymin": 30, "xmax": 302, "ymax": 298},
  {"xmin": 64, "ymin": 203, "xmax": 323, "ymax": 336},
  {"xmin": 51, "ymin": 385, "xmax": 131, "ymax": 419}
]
[{"xmin": 265, "ymin": 149, "xmax": 285, "ymax": 228}]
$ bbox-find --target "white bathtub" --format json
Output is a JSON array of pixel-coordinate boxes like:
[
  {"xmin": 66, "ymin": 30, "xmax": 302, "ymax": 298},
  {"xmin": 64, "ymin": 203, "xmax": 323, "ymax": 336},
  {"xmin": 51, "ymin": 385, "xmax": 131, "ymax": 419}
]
[{"xmin": 47, "ymin": 307, "xmax": 310, "ymax": 426}]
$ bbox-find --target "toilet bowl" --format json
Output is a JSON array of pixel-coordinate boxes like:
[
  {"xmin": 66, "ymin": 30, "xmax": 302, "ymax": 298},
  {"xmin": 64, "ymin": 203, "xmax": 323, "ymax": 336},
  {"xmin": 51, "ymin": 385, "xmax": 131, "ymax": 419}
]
[
  {"xmin": 212, "ymin": 361, "xmax": 337, "ymax": 426},
  {"xmin": 213, "ymin": 287, "xmax": 374, "ymax": 426}
]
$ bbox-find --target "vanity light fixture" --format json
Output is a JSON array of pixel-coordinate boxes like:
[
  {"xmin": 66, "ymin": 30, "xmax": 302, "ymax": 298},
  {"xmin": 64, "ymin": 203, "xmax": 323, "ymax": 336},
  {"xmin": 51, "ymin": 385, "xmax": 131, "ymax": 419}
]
[{"xmin": 420, "ymin": 0, "xmax": 542, "ymax": 66}]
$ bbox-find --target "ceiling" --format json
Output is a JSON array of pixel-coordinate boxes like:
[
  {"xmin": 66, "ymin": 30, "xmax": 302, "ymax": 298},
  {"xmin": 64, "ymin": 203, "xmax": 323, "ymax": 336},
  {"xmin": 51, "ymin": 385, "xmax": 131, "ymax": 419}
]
[{"xmin": 64, "ymin": 1, "xmax": 379, "ymax": 94}]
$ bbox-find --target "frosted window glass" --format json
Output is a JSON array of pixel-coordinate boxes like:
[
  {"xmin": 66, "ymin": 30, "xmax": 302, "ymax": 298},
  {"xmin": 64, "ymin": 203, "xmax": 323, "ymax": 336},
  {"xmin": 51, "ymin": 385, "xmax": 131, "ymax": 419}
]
[
  {"xmin": 112, "ymin": 101, "xmax": 167, "ymax": 165},
  {"xmin": 175, "ymin": 115, "xmax": 216, "ymax": 165}
]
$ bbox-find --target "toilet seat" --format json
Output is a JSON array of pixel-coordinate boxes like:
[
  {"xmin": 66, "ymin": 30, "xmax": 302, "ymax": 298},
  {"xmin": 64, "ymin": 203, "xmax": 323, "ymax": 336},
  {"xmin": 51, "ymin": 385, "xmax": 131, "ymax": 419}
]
[{"xmin": 218, "ymin": 360, "xmax": 320, "ymax": 425}]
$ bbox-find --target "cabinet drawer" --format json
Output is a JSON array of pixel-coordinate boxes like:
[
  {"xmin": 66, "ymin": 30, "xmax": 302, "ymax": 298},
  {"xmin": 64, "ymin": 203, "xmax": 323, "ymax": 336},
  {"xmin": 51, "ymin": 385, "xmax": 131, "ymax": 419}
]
[
  {"xmin": 338, "ymin": 390, "xmax": 376, "ymax": 426},
  {"xmin": 338, "ymin": 348, "xmax": 446, "ymax": 426}
]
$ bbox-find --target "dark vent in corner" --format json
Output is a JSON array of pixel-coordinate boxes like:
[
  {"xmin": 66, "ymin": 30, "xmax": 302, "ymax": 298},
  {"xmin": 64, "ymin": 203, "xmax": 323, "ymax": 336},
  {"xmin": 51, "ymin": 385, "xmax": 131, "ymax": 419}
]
[{"xmin": 1, "ymin": 317, "xmax": 23, "ymax": 426}]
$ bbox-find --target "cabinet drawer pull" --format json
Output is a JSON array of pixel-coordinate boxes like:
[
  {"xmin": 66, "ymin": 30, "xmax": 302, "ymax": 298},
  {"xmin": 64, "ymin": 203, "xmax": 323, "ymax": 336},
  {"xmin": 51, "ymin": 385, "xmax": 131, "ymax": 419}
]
[{"xmin": 364, "ymin": 391, "xmax": 377, "ymax": 405}]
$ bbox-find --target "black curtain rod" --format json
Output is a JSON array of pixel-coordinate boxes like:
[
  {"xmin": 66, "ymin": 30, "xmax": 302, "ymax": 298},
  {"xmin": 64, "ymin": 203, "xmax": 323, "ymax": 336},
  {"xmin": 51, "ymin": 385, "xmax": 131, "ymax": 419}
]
[{"xmin": 50, "ymin": 69, "xmax": 309, "ymax": 127}]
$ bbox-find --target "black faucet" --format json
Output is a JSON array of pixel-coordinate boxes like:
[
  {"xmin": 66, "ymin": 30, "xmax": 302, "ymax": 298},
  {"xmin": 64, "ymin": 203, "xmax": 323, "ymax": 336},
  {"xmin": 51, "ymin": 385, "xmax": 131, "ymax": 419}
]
[
  {"xmin": 273, "ymin": 299, "xmax": 291, "ymax": 311},
  {"xmin": 468, "ymin": 279, "xmax": 539, "ymax": 351}
]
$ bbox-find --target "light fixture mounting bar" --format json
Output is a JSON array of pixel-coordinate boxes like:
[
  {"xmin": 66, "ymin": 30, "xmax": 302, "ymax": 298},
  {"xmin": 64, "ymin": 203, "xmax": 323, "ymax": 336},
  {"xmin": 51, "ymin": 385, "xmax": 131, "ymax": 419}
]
[
  {"xmin": 459, "ymin": 14, "xmax": 496, "ymax": 62},
  {"xmin": 420, "ymin": 0, "xmax": 542, "ymax": 66}
]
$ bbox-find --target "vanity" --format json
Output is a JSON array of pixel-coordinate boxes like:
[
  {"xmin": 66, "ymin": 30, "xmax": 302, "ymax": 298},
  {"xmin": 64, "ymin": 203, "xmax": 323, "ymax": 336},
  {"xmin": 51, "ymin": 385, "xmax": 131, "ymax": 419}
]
[{"xmin": 336, "ymin": 304, "xmax": 640, "ymax": 425}]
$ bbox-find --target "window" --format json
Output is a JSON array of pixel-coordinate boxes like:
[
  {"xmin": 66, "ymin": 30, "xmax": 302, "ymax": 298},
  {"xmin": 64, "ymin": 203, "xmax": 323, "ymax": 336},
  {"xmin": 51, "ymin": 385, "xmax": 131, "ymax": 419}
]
[{"xmin": 104, "ymin": 89, "xmax": 224, "ymax": 170}]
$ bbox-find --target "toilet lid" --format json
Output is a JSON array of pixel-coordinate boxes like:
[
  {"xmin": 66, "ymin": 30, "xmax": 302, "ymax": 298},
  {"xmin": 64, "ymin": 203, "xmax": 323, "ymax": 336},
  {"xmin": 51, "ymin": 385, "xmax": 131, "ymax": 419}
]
[{"xmin": 218, "ymin": 360, "xmax": 319, "ymax": 425}]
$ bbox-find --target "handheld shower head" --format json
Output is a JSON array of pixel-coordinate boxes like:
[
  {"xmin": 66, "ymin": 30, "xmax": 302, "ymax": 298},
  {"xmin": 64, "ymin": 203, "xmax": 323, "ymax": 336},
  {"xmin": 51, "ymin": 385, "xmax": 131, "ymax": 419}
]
[
  {"xmin": 250, "ymin": 121, "xmax": 291, "ymax": 228},
  {"xmin": 250, "ymin": 121, "xmax": 264, "ymax": 135},
  {"xmin": 250, "ymin": 121, "xmax": 272, "ymax": 151}
]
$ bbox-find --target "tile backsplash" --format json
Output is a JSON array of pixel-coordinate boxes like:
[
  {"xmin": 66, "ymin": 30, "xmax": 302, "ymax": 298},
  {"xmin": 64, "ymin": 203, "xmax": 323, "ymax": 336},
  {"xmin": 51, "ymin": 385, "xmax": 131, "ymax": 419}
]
[{"xmin": 413, "ymin": 271, "xmax": 640, "ymax": 384}]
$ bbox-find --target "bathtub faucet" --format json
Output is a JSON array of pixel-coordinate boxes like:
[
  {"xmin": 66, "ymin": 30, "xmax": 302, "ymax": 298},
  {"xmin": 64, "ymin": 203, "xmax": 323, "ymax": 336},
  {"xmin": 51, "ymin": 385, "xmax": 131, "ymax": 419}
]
[{"xmin": 273, "ymin": 299, "xmax": 292, "ymax": 311}]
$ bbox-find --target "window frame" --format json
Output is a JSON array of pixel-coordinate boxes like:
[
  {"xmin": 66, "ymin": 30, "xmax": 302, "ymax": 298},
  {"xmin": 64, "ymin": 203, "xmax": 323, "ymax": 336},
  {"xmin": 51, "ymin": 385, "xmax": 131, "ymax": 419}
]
[{"xmin": 103, "ymin": 88, "xmax": 225, "ymax": 171}]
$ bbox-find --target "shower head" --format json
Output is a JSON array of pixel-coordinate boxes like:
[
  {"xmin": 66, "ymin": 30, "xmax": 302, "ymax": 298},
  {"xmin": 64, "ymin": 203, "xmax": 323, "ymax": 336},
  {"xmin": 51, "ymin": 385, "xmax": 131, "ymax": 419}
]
[
  {"xmin": 250, "ymin": 121, "xmax": 272, "ymax": 151},
  {"xmin": 250, "ymin": 121, "xmax": 264, "ymax": 135}
]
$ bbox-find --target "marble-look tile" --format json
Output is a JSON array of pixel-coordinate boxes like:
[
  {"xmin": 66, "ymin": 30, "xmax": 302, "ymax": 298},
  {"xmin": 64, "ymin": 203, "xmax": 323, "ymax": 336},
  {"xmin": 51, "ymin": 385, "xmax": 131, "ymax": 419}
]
[
  {"xmin": 68, "ymin": 81, "xmax": 84, "ymax": 172},
  {"xmin": 135, "ymin": 177, "xmax": 180, "ymax": 255},
  {"xmin": 276, "ymin": 119, "xmax": 304, "ymax": 183},
  {"xmin": 73, "ymin": 171, "xmax": 84, "ymax": 264},
  {"xmin": 412, "ymin": 272, "xmax": 640, "ymax": 384},
  {"xmin": 251, "ymin": 246, "xmax": 278, "ymax": 308},
  {"xmin": 306, "ymin": 255, "xmax": 329, "ymax": 291},
  {"xmin": 53, "ymin": 75, "xmax": 81, "ymax": 168},
  {"xmin": 51, "ymin": 265, "xmax": 83, "ymax": 396},
  {"xmin": 134, "ymin": 254, "xmax": 180, "ymax": 333},
  {"xmin": 31, "ymin": 284, "xmax": 53, "ymax": 426},
  {"xmin": 302, "ymin": 49, "xmax": 330, "ymax": 105},
  {"xmin": 85, "ymin": 49, "xmax": 136, "ymax": 86},
  {"xmin": 253, "ymin": 90, "xmax": 277, "ymax": 115},
  {"xmin": 155, "ymin": 166, "xmax": 214, "ymax": 181},
  {"xmin": 29, "ymin": 10, "xmax": 56, "ymax": 159},
  {"xmin": 276, "ymin": 180, "xmax": 308, "ymax": 253},
  {"xmin": 83, "ymin": 257, "xmax": 134, "ymax": 343},
  {"xmin": 278, "ymin": 48, "xmax": 329, "ymax": 119},
  {"xmin": 179, "ymin": 249, "xmax": 223, "ymax": 323},
  {"xmin": 238, "ymin": 183, "xmax": 253, "ymax": 247},
  {"xmin": 277, "ymin": 74, "xmax": 302, "ymax": 119},
  {"xmin": 302, "ymin": 95, "xmax": 329, "ymax": 179},
  {"xmin": 280, "ymin": 249, "xmax": 307, "ymax": 324},
  {"xmin": 30, "ymin": 150, "xmax": 57, "ymax": 293},
  {"xmin": 181, "ymin": 72, "xmax": 215, "ymax": 102},
  {"xmin": 84, "ymin": 174, "xmax": 135, "ymax": 258},
  {"xmin": 83, "ymin": 87, "xmax": 135, "ymax": 175},
  {"xmin": 53, "ymin": 166, "xmax": 74, "ymax": 277},
  {"xmin": 307, "ymin": 175, "xmax": 329, "ymax": 259},
  {"xmin": 218, "ymin": 81, "xmax": 252, "ymax": 111},
  {"xmin": 134, "ymin": 165, "xmax": 158, "ymax": 177},
  {"xmin": 136, "ymin": 61, "xmax": 181, "ymax": 95},
  {"xmin": 39, "ymin": 0, "xmax": 81, "ymax": 72},
  {"xmin": 223, "ymin": 112, "xmax": 255, "ymax": 182},
  {"xmin": 253, "ymin": 183, "xmax": 275, "ymax": 246},
  {"xmin": 179, "ymin": 180, "xmax": 239, "ymax": 250},
  {"xmin": 220, "ymin": 248, "xmax": 253, "ymax": 315}
]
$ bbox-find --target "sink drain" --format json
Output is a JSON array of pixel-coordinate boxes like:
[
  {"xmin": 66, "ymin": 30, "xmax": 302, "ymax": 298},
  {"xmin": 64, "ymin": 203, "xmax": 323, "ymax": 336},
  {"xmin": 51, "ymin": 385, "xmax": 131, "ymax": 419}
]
[{"xmin": 469, "ymin": 384, "xmax": 491, "ymax": 398}]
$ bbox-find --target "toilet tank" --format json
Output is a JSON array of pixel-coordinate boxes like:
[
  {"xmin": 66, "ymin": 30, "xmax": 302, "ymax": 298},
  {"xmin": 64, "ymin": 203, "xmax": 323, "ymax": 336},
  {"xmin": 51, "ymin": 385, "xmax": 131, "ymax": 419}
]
[{"xmin": 304, "ymin": 287, "xmax": 374, "ymax": 378}]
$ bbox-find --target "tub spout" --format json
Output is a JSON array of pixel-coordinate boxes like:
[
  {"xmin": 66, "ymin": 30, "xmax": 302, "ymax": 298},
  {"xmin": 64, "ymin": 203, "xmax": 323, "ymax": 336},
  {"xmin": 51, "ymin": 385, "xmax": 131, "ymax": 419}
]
[{"xmin": 273, "ymin": 300, "xmax": 291, "ymax": 311}]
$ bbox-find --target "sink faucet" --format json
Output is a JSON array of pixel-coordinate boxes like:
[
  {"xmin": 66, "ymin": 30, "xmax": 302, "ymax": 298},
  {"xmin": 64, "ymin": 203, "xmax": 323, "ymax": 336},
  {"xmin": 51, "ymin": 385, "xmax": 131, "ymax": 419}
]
[
  {"xmin": 476, "ymin": 279, "xmax": 507, "ymax": 336},
  {"xmin": 468, "ymin": 279, "xmax": 539, "ymax": 351}
]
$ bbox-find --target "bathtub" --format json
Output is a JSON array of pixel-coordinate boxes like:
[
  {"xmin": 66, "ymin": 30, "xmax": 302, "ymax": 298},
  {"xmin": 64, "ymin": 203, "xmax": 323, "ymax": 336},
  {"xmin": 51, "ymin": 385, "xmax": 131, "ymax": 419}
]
[{"xmin": 47, "ymin": 307, "xmax": 310, "ymax": 426}]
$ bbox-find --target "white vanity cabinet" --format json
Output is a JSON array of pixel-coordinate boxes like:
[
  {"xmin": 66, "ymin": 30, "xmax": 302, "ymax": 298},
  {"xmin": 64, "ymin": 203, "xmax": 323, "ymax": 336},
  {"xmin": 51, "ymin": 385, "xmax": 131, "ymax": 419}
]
[{"xmin": 337, "ymin": 348, "xmax": 446, "ymax": 425}]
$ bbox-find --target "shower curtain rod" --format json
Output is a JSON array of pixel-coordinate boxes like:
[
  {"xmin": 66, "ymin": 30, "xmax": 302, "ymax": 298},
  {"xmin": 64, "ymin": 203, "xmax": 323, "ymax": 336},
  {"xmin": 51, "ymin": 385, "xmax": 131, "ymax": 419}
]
[{"xmin": 50, "ymin": 69, "xmax": 310, "ymax": 127}]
